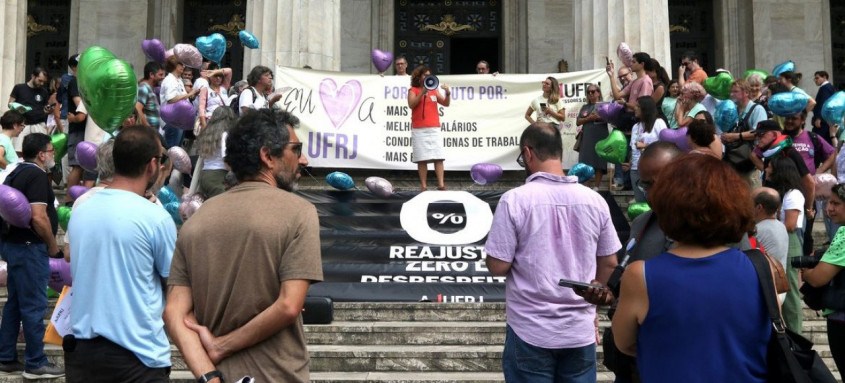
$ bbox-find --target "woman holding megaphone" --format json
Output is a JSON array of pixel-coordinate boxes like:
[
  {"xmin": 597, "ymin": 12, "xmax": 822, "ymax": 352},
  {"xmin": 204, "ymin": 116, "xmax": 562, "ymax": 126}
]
[{"xmin": 408, "ymin": 65, "xmax": 450, "ymax": 191}]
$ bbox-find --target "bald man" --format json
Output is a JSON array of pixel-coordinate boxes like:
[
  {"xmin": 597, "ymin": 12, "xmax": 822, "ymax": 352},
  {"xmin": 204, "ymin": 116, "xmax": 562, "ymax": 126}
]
[{"xmin": 752, "ymin": 187, "xmax": 788, "ymax": 271}]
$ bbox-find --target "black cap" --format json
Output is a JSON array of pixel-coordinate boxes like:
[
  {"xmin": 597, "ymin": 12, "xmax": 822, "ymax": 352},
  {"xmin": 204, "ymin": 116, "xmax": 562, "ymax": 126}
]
[
  {"xmin": 756, "ymin": 120, "xmax": 781, "ymax": 133},
  {"xmin": 68, "ymin": 54, "xmax": 79, "ymax": 68}
]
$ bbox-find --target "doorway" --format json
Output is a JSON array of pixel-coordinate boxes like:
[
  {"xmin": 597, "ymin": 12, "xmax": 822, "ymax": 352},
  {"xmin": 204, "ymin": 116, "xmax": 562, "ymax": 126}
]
[
  {"xmin": 668, "ymin": 0, "xmax": 716, "ymax": 75},
  {"xmin": 26, "ymin": 0, "xmax": 71, "ymax": 82},
  {"xmin": 182, "ymin": 0, "xmax": 247, "ymax": 80},
  {"xmin": 450, "ymin": 38, "xmax": 499, "ymax": 74}
]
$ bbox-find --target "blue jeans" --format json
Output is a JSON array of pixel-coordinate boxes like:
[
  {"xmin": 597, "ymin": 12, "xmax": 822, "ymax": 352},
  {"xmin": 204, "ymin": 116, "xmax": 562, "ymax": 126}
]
[
  {"xmin": 629, "ymin": 169, "xmax": 646, "ymax": 203},
  {"xmin": 0, "ymin": 242, "xmax": 49, "ymax": 369},
  {"xmin": 163, "ymin": 124, "xmax": 184, "ymax": 149},
  {"xmin": 503, "ymin": 325, "xmax": 597, "ymax": 383}
]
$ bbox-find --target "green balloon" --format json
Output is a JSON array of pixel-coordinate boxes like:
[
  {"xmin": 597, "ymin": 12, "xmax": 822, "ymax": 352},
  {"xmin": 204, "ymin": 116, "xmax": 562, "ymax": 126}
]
[
  {"xmin": 627, "ymin": 202, "xmax": 651, "ymax": 220},
  {"xmin": 743, "ymin": 69, "xmax": 768, "ymax": 81},
  {"xmin": 46, "ymin": 287, "xmax": 59, "ymax": 299},
  {"xmin": 595, "ymin": 129, "xmax": 628, "ymax": 164},
  {"xmin": 77, "ymin": 46, "xmax": 138, "ymax": 133},
  {"xmin": 57, "ymin": 205, "xmax": 71, "ymax": 232},
  {"xmin": 703, "ymin": 72, "xmax": 734, "ymax": 100},
  {"xmin": 50, "ymin": 133, "xmax": 68, "ymax": 161}
]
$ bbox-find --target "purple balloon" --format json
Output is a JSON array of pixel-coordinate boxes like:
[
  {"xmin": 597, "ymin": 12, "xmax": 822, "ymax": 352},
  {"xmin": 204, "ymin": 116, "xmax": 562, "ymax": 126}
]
[
  {"xmin": 365, "ymin": 177, "xmax": 394, "ymax": 198},
  {"xmin": 141, "ymin": 39, "xmax": 165, "ymax": 64},
  {"xmin": 68, "ymin": 185, "xmax": 90, "ymax": 201},
  {"xmin": 596, "ymin": 102, "xmax": 623, "ymax": 125},
  {"xmin": 160, "ymin": 99, "xmax": 197, "ymax": 130},
  {"xmin": 173, "ymin": 44, "xmax": 202, "ymax": 69},
  {"xmin": 76, "ymin": 141, "xmax": 99, "ymax": 173},
  {"xmin": 658, "ymin": 127, "xmax": 691, "ymax": 152},
  {"xmin": 167, "ymin": 146, "xmax": 192, "ymax": 174},
  {"xmin": 471, "ymin": 163, "xmax": 503, "ymax": 185},
  {"xmin": 0, "ymin": 185, "xmax": 31, "ymax": 228},
  {"xmin": 48, "ymin": 258, "xmax": 72, "ymax": 292},
  {"xmin": 371, "ymin": 49, "xmax": 394, "ymax": 73}
]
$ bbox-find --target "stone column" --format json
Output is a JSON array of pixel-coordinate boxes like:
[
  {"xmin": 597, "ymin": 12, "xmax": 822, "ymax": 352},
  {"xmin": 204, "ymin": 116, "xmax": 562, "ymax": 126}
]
[
  {"xmin": 244, "ymin": 0, "xmax": 342, "ymax": 72},
  {"xmin": 146, "ymin": 0, "xmax": 182, "ymax": 48},
  {"xmin": 72, "ymin": 0, "xmax": 151, "ymax": 76},
  {"xmin": 0, "ymin": 0, "xmax": 27, "ymax": 102},
  {"xmin": 572, "ymin": 0, "xmax": 671, "ymax": 71}
]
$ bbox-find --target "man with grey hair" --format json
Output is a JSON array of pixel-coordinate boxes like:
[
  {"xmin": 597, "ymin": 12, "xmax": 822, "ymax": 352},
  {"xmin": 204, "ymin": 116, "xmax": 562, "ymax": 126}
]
[
  {"xmin": 752, "ymin": 187, "xmax": 788, "ymax": 271},
  {"xmin": 165, "ymin": 109, "xmax": 322, "ymax": 382}
]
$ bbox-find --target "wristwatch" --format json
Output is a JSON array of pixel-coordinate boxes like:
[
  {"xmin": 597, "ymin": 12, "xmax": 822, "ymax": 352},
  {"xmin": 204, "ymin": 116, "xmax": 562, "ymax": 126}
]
[{"xmin": 197, "ymin": 370, "xmax": 223, "ymax": 383}]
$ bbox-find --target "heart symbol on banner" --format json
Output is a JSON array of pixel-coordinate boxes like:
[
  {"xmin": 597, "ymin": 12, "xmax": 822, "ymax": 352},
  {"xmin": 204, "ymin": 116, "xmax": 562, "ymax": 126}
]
[
  {"xmin": 595, "ymin": 129, "xmax": 628, "ymax": 164},
  {"xmin": 319, "ymin": 78, "xmax": 362, "ymax": 129}
]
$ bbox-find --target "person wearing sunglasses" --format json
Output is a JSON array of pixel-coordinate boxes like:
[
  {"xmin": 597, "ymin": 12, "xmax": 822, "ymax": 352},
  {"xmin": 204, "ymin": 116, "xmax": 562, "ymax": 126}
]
[
  {"xmin": 64, "ymin": 125, "xmax": 176, "ymax": 382},
  {"xmin": 677, "ymin": 50, "xmax": 708, "ymax": 87},
  {"xmin": 166, "ymin": 109, "xmax": 319, "ymax": 383}
]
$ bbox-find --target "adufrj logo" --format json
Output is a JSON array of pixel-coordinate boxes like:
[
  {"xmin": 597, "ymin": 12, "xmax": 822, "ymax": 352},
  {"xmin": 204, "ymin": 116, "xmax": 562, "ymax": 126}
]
[{"xmin": 400, "ymin": 191, "xmax": 494, "ymax": 245}]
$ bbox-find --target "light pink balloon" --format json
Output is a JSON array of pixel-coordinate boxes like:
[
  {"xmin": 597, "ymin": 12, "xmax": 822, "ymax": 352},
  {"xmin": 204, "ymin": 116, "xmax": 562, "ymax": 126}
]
[
  {"xmin": 815, "ymin": 173, "xmax": 838, "ymax": 200},
  {"xmin": 365, "ymin": 177, "xmax": 394, "ymax": 198},
  {"xmin": 179, "ymin": 195, "xmax": 203, "ymax": 221},
  {"xmin": 165, "ymin": 49, "xmax": 174, "ymax": 59},
  {"xmin": 617, "ymin": 42, "xmax": 634, "ymax": 68},
  {"xmin": 167, "ymin": 146, "xmax": 192, "ymax": 174},
  {"xmin": 173, "ymin": 44, "xmax": 202, "ymax": 69}
]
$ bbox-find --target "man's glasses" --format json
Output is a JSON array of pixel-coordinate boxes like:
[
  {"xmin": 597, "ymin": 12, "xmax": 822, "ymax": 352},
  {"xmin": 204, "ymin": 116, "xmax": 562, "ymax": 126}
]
[
  {"xmin": 516, "ymin": 147, "xmax": 530, "ymax": 167},
  {"xmin": 286, "ymin": 142, "xmax": 303, "ymax": 158},
  {"xmin": 618, "ymin": 73, "xmax": 630, "ymax": 80}
]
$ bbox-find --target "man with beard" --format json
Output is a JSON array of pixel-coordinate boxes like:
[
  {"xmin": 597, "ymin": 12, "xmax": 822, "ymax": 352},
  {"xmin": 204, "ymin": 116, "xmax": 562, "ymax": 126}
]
[
  {"xmin": 165, "ymin": 109, "xmax": 322, "ymax": 383},
  {"xmin": 136, "ymin": 61, "xmax": 166, "ymax": 132},
  {"xmin": 64, "ymin": 125, "xmax": 176, "ymax": 382},
  {"xmin": 0, "ymin": 133, "xmax": 64, "ymax": 379}
]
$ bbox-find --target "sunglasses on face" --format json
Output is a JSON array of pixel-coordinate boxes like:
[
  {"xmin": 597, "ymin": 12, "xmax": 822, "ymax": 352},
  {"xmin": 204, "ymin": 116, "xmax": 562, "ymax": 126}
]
[{"xmin": 286, "ymin": 142, "xmax": 303, "ymax": 158}]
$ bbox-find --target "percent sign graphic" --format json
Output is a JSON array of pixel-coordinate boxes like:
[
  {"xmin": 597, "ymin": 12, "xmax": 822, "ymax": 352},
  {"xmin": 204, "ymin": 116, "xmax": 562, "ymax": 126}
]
[{"xmin": 431, "ymin": 213, "xmax": 465, "ymax": 225}]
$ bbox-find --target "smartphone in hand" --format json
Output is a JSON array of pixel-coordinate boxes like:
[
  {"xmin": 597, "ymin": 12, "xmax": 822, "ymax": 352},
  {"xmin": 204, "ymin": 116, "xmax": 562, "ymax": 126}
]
[{"xmin": 559, "ymin": 279, "xmax": 600, "ymax": 293}]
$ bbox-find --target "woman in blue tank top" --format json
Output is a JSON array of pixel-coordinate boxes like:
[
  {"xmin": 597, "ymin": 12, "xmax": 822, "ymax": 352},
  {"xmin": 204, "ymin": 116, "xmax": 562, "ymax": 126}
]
[{"xmin": 611, "ymin": 154, "xmax": 770, "ymax": 383}]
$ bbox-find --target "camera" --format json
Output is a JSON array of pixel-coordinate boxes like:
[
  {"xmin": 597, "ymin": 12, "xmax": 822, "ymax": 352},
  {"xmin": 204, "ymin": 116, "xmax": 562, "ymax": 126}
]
[
  {"xmin": 791, "ymin": 256, "xmax": 820, "ymax": 269},
  {"xmin": 790, "ymin": 247, "xmax": 828, "ymax": 269},
  {"xmin": 423, "ymin": 75, "xmax": 439, "ymax": 90}
]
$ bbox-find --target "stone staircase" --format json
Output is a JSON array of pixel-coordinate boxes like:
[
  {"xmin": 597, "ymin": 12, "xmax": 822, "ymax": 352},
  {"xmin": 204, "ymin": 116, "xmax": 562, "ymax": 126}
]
[{"xmin": 24, "ymin": 168, "xmax": 840, "ymax": 382}]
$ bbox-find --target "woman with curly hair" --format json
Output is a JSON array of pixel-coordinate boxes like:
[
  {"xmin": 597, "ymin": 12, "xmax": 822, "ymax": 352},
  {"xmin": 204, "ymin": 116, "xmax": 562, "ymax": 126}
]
[{"xmin": 408, "ymin": 65, "xmax": 451, "ymax": 191}]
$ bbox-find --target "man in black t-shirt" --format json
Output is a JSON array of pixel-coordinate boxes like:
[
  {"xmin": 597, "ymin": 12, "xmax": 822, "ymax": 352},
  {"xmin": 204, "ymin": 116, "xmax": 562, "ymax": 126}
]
[
  {"xmin": 8, "ymin": 67, "xmax": 50, "ymax": 155},
  {"xmin": 0, "ymin": 133, "xmax": 64, "ymax": 378}
]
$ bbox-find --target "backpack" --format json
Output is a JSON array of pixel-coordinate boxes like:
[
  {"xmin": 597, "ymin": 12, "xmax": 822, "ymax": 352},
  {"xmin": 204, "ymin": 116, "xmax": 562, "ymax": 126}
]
[
  {"xmin": 230, "ymin": 87, "xmax": 258, "ymax": 116},
  {"xmin": 807, "ymin": 131, "xmax": 828, "ymax": 171}
]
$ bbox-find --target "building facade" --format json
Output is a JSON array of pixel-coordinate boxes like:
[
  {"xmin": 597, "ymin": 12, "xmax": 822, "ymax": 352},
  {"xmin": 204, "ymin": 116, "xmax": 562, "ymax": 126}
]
[{"xmin": 0, "ymin": 0, "xmax": 838, "ymax": 104}]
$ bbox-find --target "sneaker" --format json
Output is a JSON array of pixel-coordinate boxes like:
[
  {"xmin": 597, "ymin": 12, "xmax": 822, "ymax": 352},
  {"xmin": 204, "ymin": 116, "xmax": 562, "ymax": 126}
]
[
  {"xmin": 22, "ymin": 363, "xmax": 64, "ymax": 380},
  {"xmin": 0, "ymin": 360, "xmax": 24, "ymax": 375}
]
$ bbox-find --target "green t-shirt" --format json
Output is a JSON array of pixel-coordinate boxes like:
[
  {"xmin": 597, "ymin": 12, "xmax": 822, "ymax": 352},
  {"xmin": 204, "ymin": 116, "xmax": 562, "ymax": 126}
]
[
  {"xmin": 0, "ymin": 134, "xmax": 18, "ymax": 169},
  {"xmin": 821, "ymin": 227, "xmax": 845, "ymax": 315}
]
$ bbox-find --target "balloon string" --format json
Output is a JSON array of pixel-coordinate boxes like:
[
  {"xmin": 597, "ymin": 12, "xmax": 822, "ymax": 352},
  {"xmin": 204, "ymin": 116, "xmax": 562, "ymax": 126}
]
[{"xmin": 300, "ymin": 166, "xmax": 320, "ymax": 184}]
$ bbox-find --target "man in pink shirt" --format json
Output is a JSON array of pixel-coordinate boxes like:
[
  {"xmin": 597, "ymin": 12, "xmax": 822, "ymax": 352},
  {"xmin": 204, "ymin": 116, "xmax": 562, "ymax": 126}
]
[
  {"xmin": 485, "ymin": 122, "xmax": 622, "ymax": 382},
  {"xmin": 609, "ymin": 52, "xmax": 654, "ymax": 112}
]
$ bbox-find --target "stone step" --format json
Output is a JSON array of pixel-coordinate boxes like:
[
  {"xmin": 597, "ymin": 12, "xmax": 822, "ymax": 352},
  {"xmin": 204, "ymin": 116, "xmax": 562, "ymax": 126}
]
[
  {"xmin": 331, "ymin": 303, "xmax": 507, "ymax": 322},
  {"xmin": 305, "ymin": 321, "xmax": 504, "ymax": 345}
]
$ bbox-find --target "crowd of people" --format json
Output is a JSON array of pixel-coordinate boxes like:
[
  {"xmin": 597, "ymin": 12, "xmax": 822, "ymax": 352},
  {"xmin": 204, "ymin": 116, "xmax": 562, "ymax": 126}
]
[
  {"xmin": 0, "ymin": 52, "xmax": 320, "ymax": 382},
  {"xmin": 2, "ymin": 45, "xmax": 845, "ymax": 383}
]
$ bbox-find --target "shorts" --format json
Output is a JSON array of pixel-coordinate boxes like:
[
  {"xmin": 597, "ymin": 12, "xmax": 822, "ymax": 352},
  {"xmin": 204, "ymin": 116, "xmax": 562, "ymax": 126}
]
[
  {"xmin": 411, "ymin": 127, "xmax": 445, "ymax": 163},
  {"xmin": 67, "ymin": 130, "xmax": 85, "ymax": 166}
]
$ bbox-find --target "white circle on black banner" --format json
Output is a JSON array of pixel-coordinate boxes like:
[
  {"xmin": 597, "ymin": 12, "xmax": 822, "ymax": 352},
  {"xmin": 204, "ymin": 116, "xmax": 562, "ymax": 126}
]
[{"xmin": 400, "ymin": 191, "xmax": 493, "ymax": 245}]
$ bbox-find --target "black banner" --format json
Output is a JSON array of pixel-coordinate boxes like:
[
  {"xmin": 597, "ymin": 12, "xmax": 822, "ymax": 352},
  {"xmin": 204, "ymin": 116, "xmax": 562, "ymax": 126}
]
[{"xmin": 300, "ymin": 190, "xmax": 629, "ymax": 302}]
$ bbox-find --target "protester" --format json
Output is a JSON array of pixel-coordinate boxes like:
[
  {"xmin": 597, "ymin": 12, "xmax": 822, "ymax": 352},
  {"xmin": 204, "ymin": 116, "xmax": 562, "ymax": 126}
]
[
  {"xmin": 802, "ymin": 183, "xmax": 845, "ymax": 380},
  {"xmin": 677, "ymin": 51, "xmax": 708, "ymax": 86},
  {"xmin": 65, "ymin": 67, "xmax": 97, "ymax": 200},
  {"xmin": 630, "ymin": 96, "xmax": 666, "ymax": 202},
  {"xmin": 65, "ymin": 125, "xmax": 176, "ymax": 382},
  {"xmin": 476, "ymin": 60, "xmax": 491, "ymax": 74},
  {"xmin": 779, "ymin": 71, "xmax": 817, "ymax": 113},
  {"xmin": 662, "ymin": 80, "xmax": 680, "ymax": 128},
  {"xmin": 673, "ymin": 82, "xmax": 707, "ymax": 127},
  {"xmin": 196, "ymin": 107, "xmax": 237, "ymax": 198},
  {"xmin": 608, "ymin": 53, "xmax": 654, "ymax": 112},
  {"xmin": 196, "ymin": 64, "xmax": 232, "ymax": 131},
  {"xmin": 0, "ymin": 111, "xmax": 24, "ymax": 169},
  {"xmin": 0, "ymin": 133, "xmax": 63, "ymax": 379},
  {"xmin": 46, "ymin": 77, "xmax": 62, "ymax": 134},
  {"xmin": 394, "ymin": 55, "xmax": 409, "ymax": 76},
  {"xmin": 748, "ymin": 73, "xmax": 766, "ymax": 105},
  {"xmin": 644, "ymin": 58, "xmax": 670, "ymax": 105},
  {"xmin": 752, "ymin": 187, "xmax": 789, "ymax": 300},
  {"xmin": 765, "ymin": 155, "xmax": 807, "ymax": 334},
  {"xmin": 576, "ymin": 83, "xmax": 609, "ymax": 189},
  {"xmin": 136, "ymin": 61, "xmax": 165, "ymax": 132},
  {"xmin": 408, "ymin": 65, "xmax": 450, "ymax": 191},
  {"xmin": 239, "ymin": 65, "xmax": 281, "ymax": 114},
  {"xmin": 612, "ymin": 154, "xmax": 768, "ymax": 383},
  {"xmin": 57, "ymin": 54, "xmax": 79, "ymax": 137},
  {"xmin": 813, "ymin": 71, "xmax": 837, "ymax": 144},
  {"xmin": 161, "ymin": 55, "xmax": 200, "ymax": 148},
  {"xmin": 687, "ymin": 119, "xmax": 721, "ymax": 159},
  {"xmin": 165, "ymin": 109, "xmax": 322, "ymax": 383},
  {"xmin": 8, "ymin": 67, "xmax": 50, "ymax": 154},
  {"xmin": 524, "ymin": 76, "xmax": 565, "ymax": 126},
  {"xmin": 485, "ymin": 122, "xmax": 621, "ymax": 382}
]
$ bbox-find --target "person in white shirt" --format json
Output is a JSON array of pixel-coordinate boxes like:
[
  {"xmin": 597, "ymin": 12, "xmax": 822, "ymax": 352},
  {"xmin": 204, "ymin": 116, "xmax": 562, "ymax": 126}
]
[
  {"xmin": 160, "ymin": 55, "xmax": 199, "ymax": 148},
  {"xmin": 239, "ymin": 66, "xmax": 281, "ymax": 114}
]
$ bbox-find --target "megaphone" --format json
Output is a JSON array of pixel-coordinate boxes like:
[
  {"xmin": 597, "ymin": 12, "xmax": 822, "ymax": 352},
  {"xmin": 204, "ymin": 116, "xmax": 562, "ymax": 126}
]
[{"xmin": 423, "ymin": 75, "xmax": 440, "ymax": 90}]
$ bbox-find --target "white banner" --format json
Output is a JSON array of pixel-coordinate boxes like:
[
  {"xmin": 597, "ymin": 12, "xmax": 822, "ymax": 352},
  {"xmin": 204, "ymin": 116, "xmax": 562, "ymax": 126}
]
[{"xmin": 275, "ymin": 67, "xmax": 610, "ymax": 170}]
